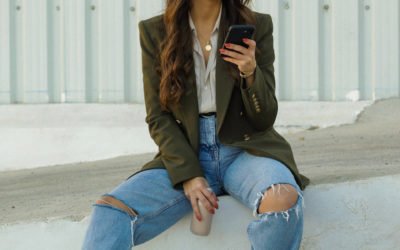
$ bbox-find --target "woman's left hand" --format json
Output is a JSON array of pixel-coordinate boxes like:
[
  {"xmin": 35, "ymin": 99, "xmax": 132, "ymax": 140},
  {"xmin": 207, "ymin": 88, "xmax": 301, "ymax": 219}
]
[{"xmin": 219, "ymin": 38, "xmax": 257, "ymax": 76}]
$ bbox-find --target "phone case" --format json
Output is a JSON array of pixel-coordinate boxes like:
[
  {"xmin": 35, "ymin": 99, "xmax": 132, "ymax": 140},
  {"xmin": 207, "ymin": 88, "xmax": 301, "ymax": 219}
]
[{"xmin": 222, "ymin": 24, "xmax": 255, "ymax": 50}]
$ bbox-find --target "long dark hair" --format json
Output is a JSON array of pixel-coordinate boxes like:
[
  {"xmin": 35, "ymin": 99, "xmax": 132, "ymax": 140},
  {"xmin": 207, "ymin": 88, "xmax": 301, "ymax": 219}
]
[{"xmin": 157, "ymin": 0, "xmax": 257, "ymax": 111}]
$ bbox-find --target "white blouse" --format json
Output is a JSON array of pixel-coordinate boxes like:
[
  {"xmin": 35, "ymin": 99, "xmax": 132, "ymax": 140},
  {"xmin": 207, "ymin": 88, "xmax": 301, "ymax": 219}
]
[{"xmin": 188, "ymin": 4, "xmax": 222, "ymax": 113}]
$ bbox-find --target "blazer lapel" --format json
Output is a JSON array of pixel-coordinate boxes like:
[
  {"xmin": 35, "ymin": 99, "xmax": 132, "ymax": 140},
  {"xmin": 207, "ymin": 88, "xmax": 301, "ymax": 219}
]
[
  {"xmin": 215, "ymin": 25, "xmax": 235, "ymax": 134},
  {"xmin": 180, "ymin": 64, "xmax": 200, "ymax": 151}
]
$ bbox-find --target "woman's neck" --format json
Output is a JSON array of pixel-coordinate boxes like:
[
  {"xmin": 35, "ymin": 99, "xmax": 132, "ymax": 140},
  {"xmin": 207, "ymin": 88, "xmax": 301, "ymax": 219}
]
[{"xmin": 190, "ymin": 0, "xmax": 222, "ymax": 27}]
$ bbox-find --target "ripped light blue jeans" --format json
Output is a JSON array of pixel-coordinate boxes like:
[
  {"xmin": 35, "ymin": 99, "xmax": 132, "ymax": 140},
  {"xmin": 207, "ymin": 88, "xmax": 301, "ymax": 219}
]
[{"xmin": 82, "ymin": 114, "xmax": 305, "ymax": 250}]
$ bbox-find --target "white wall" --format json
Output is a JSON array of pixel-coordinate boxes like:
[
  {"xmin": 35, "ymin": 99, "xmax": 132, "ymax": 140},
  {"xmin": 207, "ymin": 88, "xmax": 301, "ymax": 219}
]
[{"xmin": 0, "ymin": 0, "xmax": 399, "ymax": 104}]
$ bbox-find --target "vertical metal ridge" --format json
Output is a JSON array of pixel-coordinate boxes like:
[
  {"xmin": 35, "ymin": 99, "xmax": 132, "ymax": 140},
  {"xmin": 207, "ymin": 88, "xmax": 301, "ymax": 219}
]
[
  {"xmin": 0, "ymin": 0, "xmax": 10, "ymax": 103},
  {"xmin": 330, "ymin": 0, "xmax": 336, "ymax": 101},
  {"xmin": 290, "ymin": 0, "xmax": 296, "ymax": 101},
  {"xmin": 277, "ymin": 0, "xmax": 284, "ymax": 100},
  {"xmin": 277, "ymin": 0, "xmax": 293, "ymax": 101},
  {"xmin": 398, "ymin": 0, "xmax": 400, "ymax": 98},
  {"xmin": 318, "ymin": 0, "xmax": 326, "ymax": 101},
  {"xmin": 9, "ymin": 0, "xmax": 19, "ymax": 103},
  {"xmin": 123, "ymin": 0, "xmax": 132, "ymax": 103},
  {"xmin": 371, "ymin": 0, "xmax": 377, "ymax": 100},
  {"xmin": 358, "ymin": 0, "xmax": 365, "ymax": 100},
  {"xmin": 47, "ymin": 0, "xmax": 55, "ymax": 102},
  {"xmin": 8, "ymin": 0, "xmax": 15, "ymax": 103},
  {"xmin": 358, "ymin": 0, "xmax": 373, "ymax": 100},
  {"xmin": 84, "ymin": 0, "xmax": 95, "ymax": 102}
]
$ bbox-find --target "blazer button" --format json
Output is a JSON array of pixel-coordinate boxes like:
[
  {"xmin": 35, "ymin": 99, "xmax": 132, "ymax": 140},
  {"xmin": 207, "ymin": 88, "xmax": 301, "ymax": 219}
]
[
  {"xmin": 243, "ymin": 134, "xmax": 250, "ymax": 141},
  {"xmin": 240, "ymin": 111, "xmax": 244, "ymax": 116},
  {"xmin": 176, "ymin": 119, "xmax": 181, "ymax": 124}
]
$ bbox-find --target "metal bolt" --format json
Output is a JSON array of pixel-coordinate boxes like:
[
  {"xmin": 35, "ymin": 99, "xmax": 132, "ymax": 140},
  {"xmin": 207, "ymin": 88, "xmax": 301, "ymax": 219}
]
[
  {"xmin": 365, "ymin": 5, "xmax": 370, "ymax": 10},
  {"xmin": 130, "ymin": 6, "xmax": 135, "ymax": 12},
  {"xmin": 284, "ymin": 2, "xmax": 290, "ymax": 10},
  {"xmin": 91, "ymin": 5, "xmax": 96, "ymax": 11},
  {"xmin": 323, "ymin": 4, "xmax": 330, "ymax": 11},
  {"xmin": 16, "ymin": 5, "xmax": 21, "ymax": 11}
]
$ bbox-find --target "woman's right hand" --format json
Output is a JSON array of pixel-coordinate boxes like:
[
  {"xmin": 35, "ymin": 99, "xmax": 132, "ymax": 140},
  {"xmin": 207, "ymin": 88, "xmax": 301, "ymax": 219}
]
[{"xmin": 183, "ymin": 176, "xmax": 219, "ymax": 221}]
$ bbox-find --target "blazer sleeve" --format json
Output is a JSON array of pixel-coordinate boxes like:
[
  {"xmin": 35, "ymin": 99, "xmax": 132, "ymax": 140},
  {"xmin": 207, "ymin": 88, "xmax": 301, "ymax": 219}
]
[
  {"xmin": 138, "ymin": 20, "xmax": 205, "ymax": 190},
  {"xmin": 239, "ymin": 14, "xmax": 278, "ymax": 131}
]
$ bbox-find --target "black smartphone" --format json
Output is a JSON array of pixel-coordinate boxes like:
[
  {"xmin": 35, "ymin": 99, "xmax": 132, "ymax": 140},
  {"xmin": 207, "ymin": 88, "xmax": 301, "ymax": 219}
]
[{"xmin": 222, "ymin": 25, "xmax": 255, "ymax": 53}]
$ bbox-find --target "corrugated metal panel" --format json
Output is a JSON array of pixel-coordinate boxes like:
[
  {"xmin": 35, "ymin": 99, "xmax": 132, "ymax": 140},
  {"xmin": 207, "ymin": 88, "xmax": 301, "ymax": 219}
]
[
  {"xmin": 0, "ymin": 0, "xmax": 10, "ymax": 103},
  {"xmin": 0, "ymin": 0, "xmax": 399, "ymax": 104}
]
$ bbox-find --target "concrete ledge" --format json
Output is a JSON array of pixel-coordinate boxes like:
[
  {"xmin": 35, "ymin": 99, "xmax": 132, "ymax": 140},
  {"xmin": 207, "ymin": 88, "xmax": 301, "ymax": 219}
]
[{"xmin": 1, "ymin": 174, "xmax": 399, "ymax": 250}]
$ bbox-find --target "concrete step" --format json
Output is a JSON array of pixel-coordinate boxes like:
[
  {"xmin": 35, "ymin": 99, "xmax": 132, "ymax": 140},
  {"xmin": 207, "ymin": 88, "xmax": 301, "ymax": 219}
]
[{"xmin": 1, "ymin": 174, "xmax": 399, "ymax": 250}]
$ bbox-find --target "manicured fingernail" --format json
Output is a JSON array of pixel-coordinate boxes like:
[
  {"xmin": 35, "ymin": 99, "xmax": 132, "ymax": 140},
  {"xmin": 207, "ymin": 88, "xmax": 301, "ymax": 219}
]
[
  {"xmin": 225, "ymin": 43, "xmax": 231, "ymax": 47},
  {"xmin": 243, "ymin": 38, "xmax": 248, "ymax": 42}
]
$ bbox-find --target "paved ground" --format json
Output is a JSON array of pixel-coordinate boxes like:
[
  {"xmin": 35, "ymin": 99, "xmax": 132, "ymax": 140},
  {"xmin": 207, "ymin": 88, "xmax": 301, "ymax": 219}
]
[{"xmin": 1, "ymin": 97, "xmax": 399, "ymax": 225}]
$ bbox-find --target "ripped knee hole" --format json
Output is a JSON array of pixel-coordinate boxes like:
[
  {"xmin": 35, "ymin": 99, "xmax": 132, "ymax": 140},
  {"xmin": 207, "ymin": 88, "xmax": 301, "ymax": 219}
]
[
  {"xmin": 257, "ymin": 184, "xmax": 299, "ymax": 214},
  {"xmin": 96, "ymin": 195, "xmax": 138, "ymax": 217}
]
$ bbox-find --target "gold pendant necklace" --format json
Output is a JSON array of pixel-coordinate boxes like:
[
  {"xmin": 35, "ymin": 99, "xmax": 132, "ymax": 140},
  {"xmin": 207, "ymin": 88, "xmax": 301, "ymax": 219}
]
[
  {"xmin": 198, "ymin": 31, "xmax": 212, "ymax": 52},
  {"xmin": 205, "ymin": 40, "xmax": 212, "ymax": 52}
]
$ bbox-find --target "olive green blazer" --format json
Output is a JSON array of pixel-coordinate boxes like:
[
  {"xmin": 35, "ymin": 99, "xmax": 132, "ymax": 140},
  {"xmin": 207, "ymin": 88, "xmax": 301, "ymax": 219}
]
[{"xmin": 126, "ymin": 10, "xmax": 311, "ymax": 191}]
